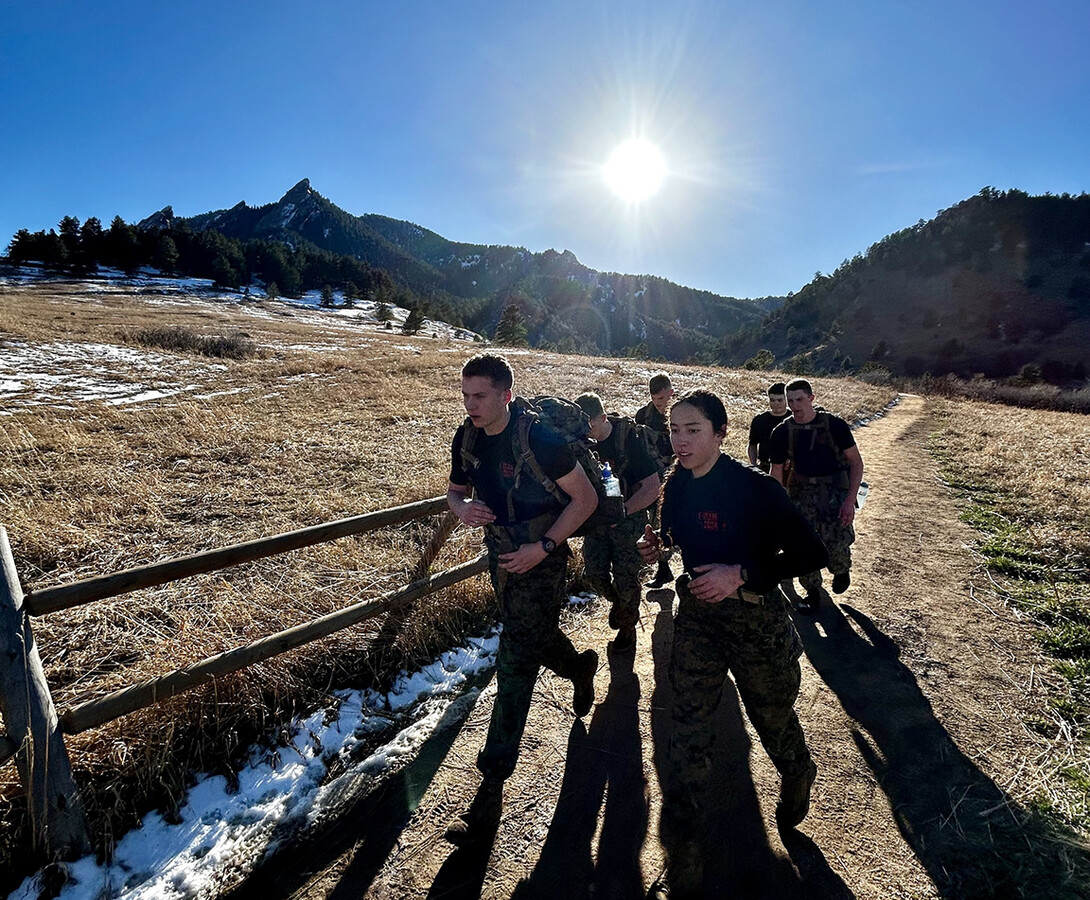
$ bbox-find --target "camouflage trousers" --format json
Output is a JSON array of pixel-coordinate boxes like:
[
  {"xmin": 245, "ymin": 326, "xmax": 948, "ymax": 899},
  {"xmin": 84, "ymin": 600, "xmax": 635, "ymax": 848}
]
[
  {"xmin": 789, "ymin": 480, "xmax": 855, "ymax": 595},
  {"xmin": 581, "ymin": 510, "xmax": 649, "ymax": 630},
  {"xmin": 664, "ymin": 579, "xmax": 812, "ymax": 838},
  {"xmin": 477, "ymin": 544, "xmax": 582, "ymax": 780}
]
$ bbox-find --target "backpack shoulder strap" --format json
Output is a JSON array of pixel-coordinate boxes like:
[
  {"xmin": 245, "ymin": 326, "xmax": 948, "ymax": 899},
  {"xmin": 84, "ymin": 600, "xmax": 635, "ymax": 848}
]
[
  {"xmin": 511, "ymin": 410, "xmax": 565, "ymax": 517},
  {"xmin": 459, "ymin": 416, "xmax": 481, "ymax": 474}
]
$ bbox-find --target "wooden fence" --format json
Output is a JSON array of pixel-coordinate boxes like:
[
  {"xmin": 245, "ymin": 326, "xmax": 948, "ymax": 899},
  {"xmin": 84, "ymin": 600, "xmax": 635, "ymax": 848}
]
[{"xmin": 0, "ymin": 496, "xmax": 487, "ymax": 861}]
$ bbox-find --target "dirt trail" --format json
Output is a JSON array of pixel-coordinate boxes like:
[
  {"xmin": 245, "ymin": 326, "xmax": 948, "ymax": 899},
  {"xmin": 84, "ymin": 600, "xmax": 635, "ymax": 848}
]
[{"xmin": 229, "ymin": 395, "xmax": 1078, "ymax": 899}]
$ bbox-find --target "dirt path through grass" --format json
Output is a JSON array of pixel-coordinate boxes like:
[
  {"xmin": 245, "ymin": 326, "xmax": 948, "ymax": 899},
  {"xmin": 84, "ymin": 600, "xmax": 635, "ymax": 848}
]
[{"xmin": 228, "ymin": 395, "xmax": 1083, "ymax": 900}]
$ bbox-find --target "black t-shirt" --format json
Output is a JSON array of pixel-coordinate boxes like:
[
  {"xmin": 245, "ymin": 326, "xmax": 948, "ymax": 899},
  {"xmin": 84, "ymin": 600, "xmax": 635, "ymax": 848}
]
[
  {"xmin": 449, "ymin": 410, "xmax": 577, "ymax": 526},
  {"xmin": 747, "ymin": 411, "xmax": 791, "ymax": 464},
  {"xmin": 634, "ymin": 401, "xmax": 672, "ymax": 462},
  {"xmin": 592, "ymin": 416, "xmax": 658, "ymax": 501},
  {"xmin": 659, "ymin": 454, "xmax": 827, "ymax": 593},
  {"xmin": 767, "ymin": 412, "xmax": 856, "ymax": 478}
]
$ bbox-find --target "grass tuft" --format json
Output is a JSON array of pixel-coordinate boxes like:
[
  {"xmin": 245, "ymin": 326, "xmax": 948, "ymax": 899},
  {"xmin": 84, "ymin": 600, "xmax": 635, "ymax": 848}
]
[{"xmin": 127, "ymin": 325, "xmax": 258, "ymax": 359}]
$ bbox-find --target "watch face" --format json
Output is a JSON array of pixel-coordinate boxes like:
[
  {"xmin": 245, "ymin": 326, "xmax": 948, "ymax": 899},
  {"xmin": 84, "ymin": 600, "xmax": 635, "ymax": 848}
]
[{"xmin": 542, "ymin": 538, "xmax": 557, "ymax": 553}]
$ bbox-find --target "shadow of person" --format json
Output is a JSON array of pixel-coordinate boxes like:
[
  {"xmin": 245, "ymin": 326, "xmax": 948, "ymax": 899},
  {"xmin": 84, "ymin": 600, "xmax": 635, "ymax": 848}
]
[
  {"xmin": 795, "ymin": 602, "xmax": 1090, "ymax": 899},
  {"xmin": 510, "ymin": 649, "xmax": 649, "ymax": 900},
  {"xmin": 425, "ymin": 818, "xmax": 499, "ymax": 900},
  {"xmin": 590, "ymin": 648, "xmax": 649, "ymax": 900},
  {"xmin": 649, "ymin": 603, "xmax": 828, "ymax": 898}
]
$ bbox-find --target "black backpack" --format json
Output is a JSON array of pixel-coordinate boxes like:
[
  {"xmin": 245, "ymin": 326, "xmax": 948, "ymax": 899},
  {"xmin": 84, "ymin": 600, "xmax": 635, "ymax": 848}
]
[
  {"xmin": 608, "ymin": 414, "xmax": 670, "ymax": 486},
  {"xmin": 459, "ymin": 396, "xmax": 626, "ymax": 536}
]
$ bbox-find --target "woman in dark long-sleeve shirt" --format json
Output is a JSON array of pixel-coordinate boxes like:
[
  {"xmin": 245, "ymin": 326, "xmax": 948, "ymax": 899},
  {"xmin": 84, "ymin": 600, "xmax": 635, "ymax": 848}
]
[{"xmin": 639, "ymin": 389, "xmax": 827, "ymax": 900}]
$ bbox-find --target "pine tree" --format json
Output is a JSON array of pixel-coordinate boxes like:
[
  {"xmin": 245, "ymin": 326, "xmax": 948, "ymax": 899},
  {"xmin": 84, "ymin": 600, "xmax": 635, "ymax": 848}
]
[
  {"xmin": 402, "ymin": 307, "xmax": 426, "ymax": 335},
  {"xmin": 495, "ymin": 303, "xmax": 529, "ymax": 346},
  {"xmin": 320, "ymin": 284, "xmax": 335, "ymax": 307},
  {"xmin": 58, "ymin": 216, "xmax": 82, "ymax": 271},
  {"xmin": 156, "ymin": 235, "xmax": 179, "ymax": 274},
  {"xmin": 79, "ymin": 217, "xmax": 104, "ymax": 270},
  {"xmin": 6, "ymin": 229, "xmax": 32, "ymax": 263},
  {"xmin": 375, "ymin": 300, "xmax": 394, "ymax": 324}
]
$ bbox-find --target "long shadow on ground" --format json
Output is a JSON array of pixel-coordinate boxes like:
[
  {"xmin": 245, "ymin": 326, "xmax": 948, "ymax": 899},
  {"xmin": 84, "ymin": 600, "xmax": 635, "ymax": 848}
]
[
  {"xmin": 508, "ymin": 648, "xmax": 650, "ymax": 900},
  {"xmin": 222, "ymin": 678, "xmax": 491, "ymax": 900},
  {"xmin": 796, "ymin": 600, "xmax": 1090, "ymax": 900},
  {"xmin": 649, "ymin": 595, "xmax": 854, "ymax": 899}
]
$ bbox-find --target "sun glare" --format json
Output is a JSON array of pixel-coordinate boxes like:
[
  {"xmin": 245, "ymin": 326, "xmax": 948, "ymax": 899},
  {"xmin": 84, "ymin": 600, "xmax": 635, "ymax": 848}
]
[{"xmin": 604, "ymin": 139, "xmax": 667, "ymax": 203}]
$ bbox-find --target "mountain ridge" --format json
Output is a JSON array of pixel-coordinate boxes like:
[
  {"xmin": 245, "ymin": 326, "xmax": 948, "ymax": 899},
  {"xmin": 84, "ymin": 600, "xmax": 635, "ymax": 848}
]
[{"xmin": 135, "ymin": 179, "xmax": 770, "ymax": 362}]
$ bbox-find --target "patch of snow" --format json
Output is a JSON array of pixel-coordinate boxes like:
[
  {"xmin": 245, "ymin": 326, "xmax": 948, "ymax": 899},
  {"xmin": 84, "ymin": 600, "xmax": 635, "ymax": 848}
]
[
  {"xmin": 0, "ymin": 340, "xmax": 229, "ymax": 410},
  {"xmin": 8, "ymin": 628, "xmax": 502, "ymax": 900}
]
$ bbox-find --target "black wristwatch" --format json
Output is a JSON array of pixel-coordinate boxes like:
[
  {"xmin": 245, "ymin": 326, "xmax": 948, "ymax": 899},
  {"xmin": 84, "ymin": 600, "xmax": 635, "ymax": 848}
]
[{"xmin": 540, "ymin": 537, "xmax": 558, "ymax": 554}]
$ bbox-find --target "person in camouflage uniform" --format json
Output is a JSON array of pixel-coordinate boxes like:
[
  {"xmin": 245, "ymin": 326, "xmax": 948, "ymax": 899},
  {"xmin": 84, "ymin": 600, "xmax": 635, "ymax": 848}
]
[
  {"xmin": 768, "ymin": 378, "xmax": 865, "ymax": 613},
  {"xmin": 637, "ymin": 390, "xmax": 827, "ymax": 900},
  {"xmin": 635, "ymin": 372, "xmax": 675, "ymax": 587},
  {"xmin": 575, "ymin": 392, "xmax": 662, "ymax": 652},
  {"xmin": 445, "ymin": 354, "xmax": 600, "ymax": 846}
]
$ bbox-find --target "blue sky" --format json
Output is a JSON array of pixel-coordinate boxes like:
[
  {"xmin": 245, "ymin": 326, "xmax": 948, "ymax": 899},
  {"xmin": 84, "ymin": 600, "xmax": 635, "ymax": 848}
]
[{"xmin": 2, "ymin": 0, "xmax": 1088, "ymax": 299}]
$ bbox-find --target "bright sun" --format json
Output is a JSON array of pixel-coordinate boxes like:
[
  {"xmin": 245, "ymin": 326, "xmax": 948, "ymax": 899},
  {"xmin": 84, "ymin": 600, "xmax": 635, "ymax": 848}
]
[{"xmin": 604, "ymin": 139, "xmax": 667, "ymax": 203}]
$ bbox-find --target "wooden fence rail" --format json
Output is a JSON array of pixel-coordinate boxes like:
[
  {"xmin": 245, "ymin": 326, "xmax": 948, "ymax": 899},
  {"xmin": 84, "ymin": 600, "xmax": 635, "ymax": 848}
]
[
  {"xmin": 26, "ymin": 496, "xmax": 448, "ymax": 616},
  {"xmin": 62, "ymin": 552, "xmax": 488, "ymax": 734},
  {"xmin": 0, "ymin": 496, "xmax": 486, "ymax": 863}
]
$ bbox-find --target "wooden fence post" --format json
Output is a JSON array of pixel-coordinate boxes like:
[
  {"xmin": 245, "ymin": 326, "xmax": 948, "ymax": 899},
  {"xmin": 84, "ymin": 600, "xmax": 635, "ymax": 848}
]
[
  {"xmin": 0, "ymin": 527, "xmax": 91, "ymax": 860},
  {"xmin": 412, "ymin": 511, "xmax": 459, "ymax": 581}
]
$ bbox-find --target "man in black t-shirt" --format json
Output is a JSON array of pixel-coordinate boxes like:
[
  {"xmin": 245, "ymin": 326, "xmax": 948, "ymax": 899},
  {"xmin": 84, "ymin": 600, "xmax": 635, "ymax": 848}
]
[
  {"xmin": 444, "ymin": 354, "xmax": 600, "ymax": 846},
  {"xmin": 635, "ymin": 372, "xmax": 675, "ymax": 587},
  {"xmin": 747, "ymin": 381, "xmax": 790, "ymax": 473},
  {"xmin": 768, "ymin": 379, "xmax": 865, "ymax": 612},
  {"xmin": 575, "ymin": 392, "xmax": 662, "ymax": 652}
]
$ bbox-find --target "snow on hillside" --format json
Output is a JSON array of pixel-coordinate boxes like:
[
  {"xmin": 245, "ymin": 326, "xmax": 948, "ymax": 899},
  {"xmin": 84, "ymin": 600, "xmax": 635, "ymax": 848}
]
[
  {"xmin": 0, "ymin": 267, "xmax": 481, "ymax": 342},
  {"xmin": 0, "ymin": 268, "xmax": 482, "ymax": 410}
]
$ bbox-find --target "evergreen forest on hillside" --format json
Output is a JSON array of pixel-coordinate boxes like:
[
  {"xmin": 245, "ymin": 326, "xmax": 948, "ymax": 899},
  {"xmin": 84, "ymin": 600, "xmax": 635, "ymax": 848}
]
[{"xmin": 723, "ymin": 188, "xmax": 1090, "ymax": 384}]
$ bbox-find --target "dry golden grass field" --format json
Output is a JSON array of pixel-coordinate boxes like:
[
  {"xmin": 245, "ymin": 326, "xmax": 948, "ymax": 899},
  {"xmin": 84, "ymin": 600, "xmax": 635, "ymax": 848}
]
[
  {"xmin": 3, "ymin": 275, "xmax": 1089, "ymax": 899},
  {"xmin": 0, "ymin": 278, "xmax": 895, "ymax": 883}
]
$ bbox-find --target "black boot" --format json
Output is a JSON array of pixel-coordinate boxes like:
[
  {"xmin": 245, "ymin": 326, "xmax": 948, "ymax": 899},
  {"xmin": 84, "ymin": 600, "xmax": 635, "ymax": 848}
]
[
  {"xmin": 647, "ymin": 839, "xmax": 703, "ymax": 899},
  {"xmin": 610, "ymin": 625, "xmax": 636, "ymax": 653},
  {"xmin": 647, "ymin": 559, "xmax": 674, "ymax": 588},
  {"xmin": 831, "ymin": 570, "xmax": 851, "ymax": 594},
  {"xmin": 573, "ymin": 649, "xmax": 598, "ymax": 717},
  {"xmin": 776, "ymin": 760, "xmax": 817, "ymax": 829},
  {"xmin": 444, "ymin": 776, "xmax": 504, "ymax": 846}
]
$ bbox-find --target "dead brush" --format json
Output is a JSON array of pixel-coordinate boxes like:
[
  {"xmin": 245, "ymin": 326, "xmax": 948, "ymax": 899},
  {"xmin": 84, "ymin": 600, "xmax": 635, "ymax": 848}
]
[
  {"xmin": 0, "ymin": 281, "xmax": 897, "ymax": 886},
  {"xmin": 123, "ymin": 324, "xmax": 259, "ymax": 360}
]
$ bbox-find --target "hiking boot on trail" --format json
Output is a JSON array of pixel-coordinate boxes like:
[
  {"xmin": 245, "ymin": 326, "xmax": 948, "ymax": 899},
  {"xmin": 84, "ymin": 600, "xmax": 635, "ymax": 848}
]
[
  {"xmin": 610, "ymin": 625, "xmax": 636, "ymax": 654},
  {"xmin": 647, "ymin": 559, "xmax": 674, "ymax": 589},
  {"xmin": 831, "ymin": 569, "xmax": 851, "ymax": 594},
  {"xmin": 647, "ymin": 839, "xmax": 703, "ymax": 900},
  {"xmin": 444, "ymin": 776, "xmax": 504, "ymax": 846},
  {"xmin": 776, "ymin": 760, "xmax": 818, "ymax": 829},
  {"xmin": 573, "ymin": 649, "xmax": 598, "ymax": 717}
]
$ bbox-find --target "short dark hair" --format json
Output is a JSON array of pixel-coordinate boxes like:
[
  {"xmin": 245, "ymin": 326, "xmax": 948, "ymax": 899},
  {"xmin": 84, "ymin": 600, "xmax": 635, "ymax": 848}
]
[
  {"xmin": 671, "ymin": 389, "xmax": 728, "ymax": 433},
  {"xmin": 785, "ymin": 378, "xmax": 814, "ymax": 396},
  {"xmin": 768, "ymin": 381, "xmax": 786, "ymax": 396},
  {"xmin": 648, "ymin": 372, "xmax": 672, "ymax": 394},
  {"xmin": 462, "ymin": 353, "xmax": 513, "ymax": 391},
  {"xmin": 574, "ymin": 392, "xmax": 604, "ymax": 419}
]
